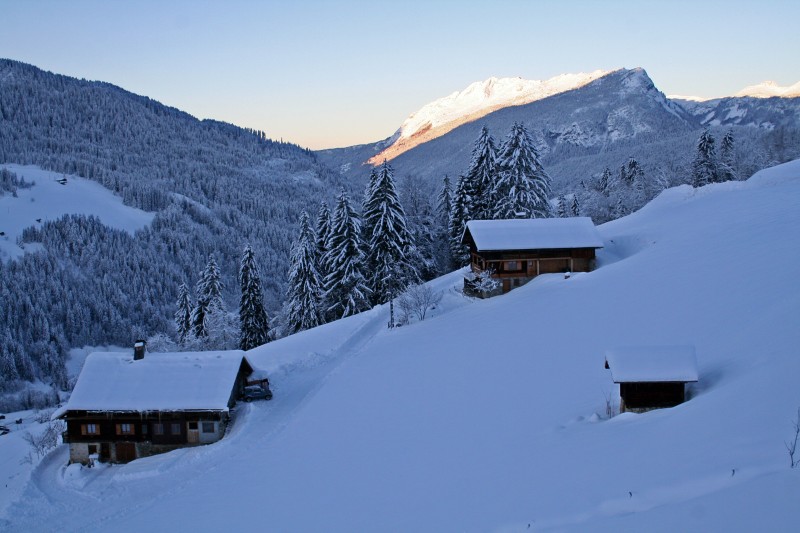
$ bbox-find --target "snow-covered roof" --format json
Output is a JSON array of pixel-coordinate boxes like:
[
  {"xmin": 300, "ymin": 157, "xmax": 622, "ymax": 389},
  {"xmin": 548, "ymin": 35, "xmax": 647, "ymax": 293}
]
[
  {"xmin": 55, "ymin": 350, "xmax": 249, "ymax": 417},
  {"xmin": 463, "ymin": 218, "xmax": 604, "ymax": 251},
  {"xmin": 605, "ymin": 346, "xmax": 699, "ymax": 383}
]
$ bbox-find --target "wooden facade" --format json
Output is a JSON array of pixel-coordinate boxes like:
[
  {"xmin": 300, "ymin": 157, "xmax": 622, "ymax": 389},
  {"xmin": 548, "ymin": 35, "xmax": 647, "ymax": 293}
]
[
  {"xmin": 62, "ymin": 410, "xmax": 229, "ymax": 464},
  {"xmin": 618, "ymin": 382, "xmax": 687, "ymax": 413}
]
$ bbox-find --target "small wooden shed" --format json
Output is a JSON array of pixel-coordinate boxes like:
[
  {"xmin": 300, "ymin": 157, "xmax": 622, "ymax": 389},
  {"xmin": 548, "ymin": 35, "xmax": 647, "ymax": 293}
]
[{"xmin": 604, "ymin": 346, "xmax": 699, "ymax": 413}]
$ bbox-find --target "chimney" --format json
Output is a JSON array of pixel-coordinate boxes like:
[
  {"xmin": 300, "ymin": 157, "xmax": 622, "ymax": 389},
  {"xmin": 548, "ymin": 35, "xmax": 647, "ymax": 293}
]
[{"xmin": 133, "ymin": 340, "xmax": 147, "ymax": 361}]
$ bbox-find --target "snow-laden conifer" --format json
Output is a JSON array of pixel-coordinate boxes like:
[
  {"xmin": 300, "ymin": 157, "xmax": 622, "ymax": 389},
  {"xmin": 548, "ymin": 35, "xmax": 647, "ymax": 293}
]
[
  {"xmin": 692, "ymin": 130, "xmax": 720, "ymax": 187},
  {"xmin": 174, "ymin": 282, "xmax": 192, "ymax": 344},
  {"xmin": 362, "ymin": 160, "xmax": 418, "ymax": 305},
  {"xmin": 239, "ymin": 245, "xmax": 270, "ymax": 350},
  {"xmin": 192, "ymin": 254, "xmax": 224, "ymax": 338},
  {"xmin": 285, "ymin": 212, "xmax": 323, "ymax": 334},
  {"xmin": 494, "ymin": 122, "xmax": 552, "ymax": 219},
  {"xmin": 464, "ymin": 126, "xmax": 499, "ymax": 220},
  {"xmin": 448, "ymin": 175, "xmax": 472, "ymax": 266},
  {"xmin": 720, "ymin": 130, "xmax": 737, "ymax": 182},
  {"xmin": 315, "ymin": 202, "xmax": 332, "ymax": 282},
  {"xmin": 436, "ymin": 175, "xmax": 453, "ymax": 228},
  {"xmin": 323, "ymin": 190, "xmax": 371, "ymax": 319}
]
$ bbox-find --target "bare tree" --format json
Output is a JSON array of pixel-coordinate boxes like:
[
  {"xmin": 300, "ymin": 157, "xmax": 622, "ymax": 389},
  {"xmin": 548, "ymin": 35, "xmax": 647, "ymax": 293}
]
[
  {"xmin": 397, "ymin": 284, "xmax": 443, "ymax": 324},
  {"xmin": 786, "ymin": 407, "xmax": 800, "ymax": 468}
]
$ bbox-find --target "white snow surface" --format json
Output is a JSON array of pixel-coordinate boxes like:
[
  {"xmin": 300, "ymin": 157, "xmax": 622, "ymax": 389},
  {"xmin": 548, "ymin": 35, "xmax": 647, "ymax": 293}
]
[
  {"xmin": 605, "ymin": 346, "xmax": 698, "ymax": 383},
  {"xmin": 3, "ymin": 159, "xmax": 800, "ymax": 531},
  {"xmin": 0, "ymin": 164, "xmax": 153, "ymax": 260},
  {"xmin": 54, "ymin": 350, "xmax": 246, "ymax": 416},
  {"xmin": 465, "ymin": 217, "xmax": 603, "ymax": 251},
  {"xmin": 397, "ymin": 70, "xmax": 610, "ymax": 141}
]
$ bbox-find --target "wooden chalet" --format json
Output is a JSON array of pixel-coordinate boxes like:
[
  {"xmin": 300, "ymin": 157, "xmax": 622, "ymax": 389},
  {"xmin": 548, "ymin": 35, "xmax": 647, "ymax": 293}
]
[
  {"xmin": 604, "ymin": 346, "xmax": 699, "ymax": 413},
  {"xmin": 461, "ymin": 217, "xmax": 604, "ymax": 297},
  {"xmin": 55, "ymin": 346, "xmax": 258, "ymax": 465}
]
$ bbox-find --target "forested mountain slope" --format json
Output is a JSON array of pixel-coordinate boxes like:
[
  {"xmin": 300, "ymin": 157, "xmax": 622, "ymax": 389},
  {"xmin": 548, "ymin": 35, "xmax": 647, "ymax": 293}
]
[{"xmin": 0, "ymin": 59, "xmax": 346, "ymax": 393}]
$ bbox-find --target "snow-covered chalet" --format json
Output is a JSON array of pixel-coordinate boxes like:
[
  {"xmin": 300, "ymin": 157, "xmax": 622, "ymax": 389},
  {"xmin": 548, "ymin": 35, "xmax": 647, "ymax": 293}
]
[
  {"xmin": 461, "ymin": 217, "xmax": 604, "ymax": 297},
  {"xmin": 55, "ymin": 344, "xmax": 259, "ymax": 465}
]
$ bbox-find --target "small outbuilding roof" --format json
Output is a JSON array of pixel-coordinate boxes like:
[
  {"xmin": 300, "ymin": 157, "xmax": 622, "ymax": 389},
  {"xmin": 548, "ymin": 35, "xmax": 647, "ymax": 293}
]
[
  {"xmin": 55, "ymin": 350, "xmax": 250, "ymax": 417},
  {"xmin": 605, "ymin": 346, "xmax": 699, "ymax": 383},
  {"xmin": 462, "ymin": 217, "xmax": 604, "ymax": 251}
]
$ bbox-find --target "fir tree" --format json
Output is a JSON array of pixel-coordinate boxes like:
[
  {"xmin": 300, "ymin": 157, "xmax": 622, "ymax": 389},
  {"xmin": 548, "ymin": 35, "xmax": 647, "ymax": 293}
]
[
  {"xmin": 691, "ymin": 129, "xmax": 720, "ymax": 187},
  {"xmin": 720, "ymin": 129, "xmax": 737, "ymax": 182},
  {"xmin": 174, "ymin": 282, "xmax": 192, "ymax": 344},
  {"xmin": 571, "ymin": 195, "xmax": 580, "ymax": 217},
  {"xmin": 556, "ymin": 196, "xmax": 567, "ymax": 218},
  {"xmin": 448, "ymin": 175, "xmax": 472, "ymax": 266},
  {"xmin": 323, "ymin": 190, "xmax": 371, "ymax": 319},
  {"xmin": 192, "ymin": 254, "xmax": 224, "ymax": 338},
  {"xmin": 315, "ymin": 202, "xmax": 332, "ymax": 282},
  {"xmin": 362, "ymin": 160, "xmax": 417, "ymax": 305},
  {"xmin": 464, "ymin": 126, "xmax": 499, "ymax": 220},
  {"xmin": 436, "ymin": 175, "xmax": 453, "ymax": 229},
  {"xmin": 285, "ymin": 212, "xmax": 323, "ymax": 334},
  {"xmin": 494, "ymin": 122, "xmax": 552, "ymax": 219},
  {"xmin": 239, "ymin": 245, "xmax": 270, "ymax": 350},
  {"xmin": 599, "ymin": 167, "xmax": 612, "ymax": 196}
]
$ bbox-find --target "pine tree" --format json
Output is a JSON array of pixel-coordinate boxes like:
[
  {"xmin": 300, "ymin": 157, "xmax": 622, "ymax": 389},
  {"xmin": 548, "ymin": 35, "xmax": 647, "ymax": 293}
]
[
  {"xmin": 599, "ymin": 167, "xmax": 612, "ymax": 196},
  {"xmin": 315, "ymin": 202, "xmax": 332, "ymax": 282},
  {"xmin": 720, "ymin": 129, "xmax": 737, "ymax": 182},
  {"xmin": 323, "ymin": 190, "xmax": 371, "ymax": 319},
  {"xmin": 174, "ymin": 282, "xmax": 192, "ymax": 344},
  {"xmin": 493, "ymin": 122, "xmax": 552, "ymax": 219},
  {"xmin": 285, "ymin": 212, "xmax": 323, "ymax": 334},
  {"xmin": 362, "ymin": 160, "xmax": 417, "ymax": 305},
  {"xmin": 192, "ymin": 254, "xmax": 224, "ymax": 339},
  {"xmin": 436, "ymin": 175, "xmax": 453, "ymax": 229},
  {"xmin": 691, "ymin": 129, "xmax": 720, "ymax": 187},
  {"xmin": 571, "ymin": 195, "xmax": 580, "ymax": 217},
  {"xmin": 239, "ymin": 245, "xmax": 270, "ymax": 350},
  {"xmin": 556, "ymin": 196, "xmax": 567, "ymax": 218},
  {"xmin": 464, "ymin": 126, "xmax": 499, "ymax": 220},
  {"xmin": 448, "ymin": 175, "xmax": 472, "ymax": 266}
]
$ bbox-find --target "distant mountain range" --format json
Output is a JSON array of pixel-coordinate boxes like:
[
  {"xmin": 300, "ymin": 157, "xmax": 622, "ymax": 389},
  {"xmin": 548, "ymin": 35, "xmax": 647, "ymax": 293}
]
[{"xmin": 318, "ymin": 69, "xmax": 800, "ymax": 193}]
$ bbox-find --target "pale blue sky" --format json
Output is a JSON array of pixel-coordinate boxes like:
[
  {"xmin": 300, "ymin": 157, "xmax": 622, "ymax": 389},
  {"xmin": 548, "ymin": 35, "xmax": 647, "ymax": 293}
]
[{"xmin": 2, "ymin": 0, "xmax": 798, "ymax": 149}]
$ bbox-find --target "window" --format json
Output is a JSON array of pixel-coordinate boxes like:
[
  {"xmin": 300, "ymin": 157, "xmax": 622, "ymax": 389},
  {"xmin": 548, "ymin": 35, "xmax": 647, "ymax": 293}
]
[
  {"xmin": 141, "ymin": 424, "xmax": 148, "ymax": 435},
  {"xmin": 153, "ymin": 423, "xmax": 164, "ymax": 435},
  {"xmin": 88, "ymin": 444, "xmax": 98, "ymax": 455},
  {"xmin": 506, "ymin": 261, "xmax": 519, "ymax": 271},
  {"xmin": 202, "ymin": 422, "xmax": 215, "ymax": 434},
  {"xmin": 81, "ymin": 423, "xmax": 100, "ymax": 436},
  {"xmin": 171, "ymin": 423, "xmax": 181, "ymax": 435},
  {"xmin": 116, "ymin": 423, "xmax": 134, "ymax": 436}
]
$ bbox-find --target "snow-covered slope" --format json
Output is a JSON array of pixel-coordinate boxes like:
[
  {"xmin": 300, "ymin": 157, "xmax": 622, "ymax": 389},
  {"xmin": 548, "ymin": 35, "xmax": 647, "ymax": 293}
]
[
  {"xmin": 367, "ymin": 70, "xmax": 610, "ymax": 164},
  {"xmin": 3, "ymin": 160, "xmax": 800, "ymax": 531},
  {"xmin": 0, "ymin": 164, "xmax": 153, "ymax": 260}
]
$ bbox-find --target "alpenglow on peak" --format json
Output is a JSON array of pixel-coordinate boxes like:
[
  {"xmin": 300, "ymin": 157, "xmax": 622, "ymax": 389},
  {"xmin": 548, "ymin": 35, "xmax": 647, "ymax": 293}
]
[{"xmin": 368, "ymin": 69, "xmax": 612, "ymax": 165}]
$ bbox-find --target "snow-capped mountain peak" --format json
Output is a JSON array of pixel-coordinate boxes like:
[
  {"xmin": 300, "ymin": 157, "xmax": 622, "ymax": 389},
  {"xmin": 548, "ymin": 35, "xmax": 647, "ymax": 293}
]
[
  {"xmin": 368, "ymin": 69, "xmax": 612, "ymax": 164},
  {"xmin": 734, "ymin": 79, "xmax": 800, "ymax": 98}
]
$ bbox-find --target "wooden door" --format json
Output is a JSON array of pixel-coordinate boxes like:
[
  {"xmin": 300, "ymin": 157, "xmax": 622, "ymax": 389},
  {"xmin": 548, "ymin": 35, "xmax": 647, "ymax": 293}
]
[
  {"xmin": 115, "ymin": 442, "xmax": 136, "ymax": 463},
  {"xmin": 187, "ymin": 421, "xmax": 199, "ymax": 444},
  {"xmin": 100, "ymin": 443, "xmax": 110, "ymax": 462}
]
